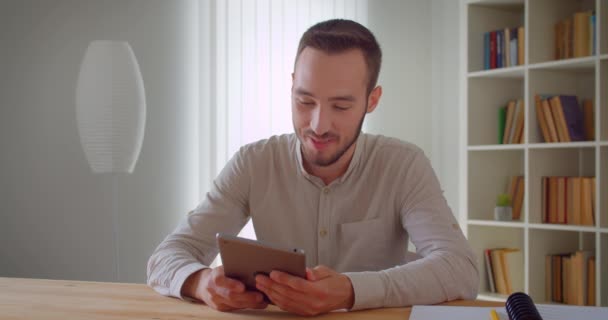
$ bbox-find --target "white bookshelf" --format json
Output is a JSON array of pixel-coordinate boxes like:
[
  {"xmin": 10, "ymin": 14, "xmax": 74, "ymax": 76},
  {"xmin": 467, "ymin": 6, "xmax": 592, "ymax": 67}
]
[{"xmin": 460, "ymin": 0, "xmax": 607, "ymax": 306}]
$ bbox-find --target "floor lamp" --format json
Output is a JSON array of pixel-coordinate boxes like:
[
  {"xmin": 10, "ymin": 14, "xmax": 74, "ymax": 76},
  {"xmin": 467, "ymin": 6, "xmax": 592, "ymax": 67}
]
[{"xmin": 75, "ymin": 41, "xmax": 146, "ymax": 281}]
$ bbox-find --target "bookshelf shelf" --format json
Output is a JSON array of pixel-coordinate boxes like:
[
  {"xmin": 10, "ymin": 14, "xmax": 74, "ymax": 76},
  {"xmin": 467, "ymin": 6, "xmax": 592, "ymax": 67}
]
[
  {"xmin": 468, "ymin": 219, "xmax": 525, "ymax": 228},
  {"xmin": 468, "ymin": 66, "xmax": 526, "ymax": 78},
  {"xmin": 461, "ymin": 0, "xmax": 605, "ymax": 306},
  {"xmin": 468, "ymin": 144, "xmax": 525, "ymax": 151},
  {"xmin": 527, "ymin": 142, "xmax": 597, "ymax": 149},
  {"xmin": 528, "ymin": 56, "xmax": 596, "ymax": 71},
  {"xmin": 528, "ymin": 223, "xmax": 598, "ymax": 233}
]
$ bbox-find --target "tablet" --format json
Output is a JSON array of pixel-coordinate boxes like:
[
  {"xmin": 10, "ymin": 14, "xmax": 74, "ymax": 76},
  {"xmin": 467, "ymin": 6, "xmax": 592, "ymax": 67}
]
[{"xmin": 216, "ymin": 233, "xmax": 306, "ymax": 291}]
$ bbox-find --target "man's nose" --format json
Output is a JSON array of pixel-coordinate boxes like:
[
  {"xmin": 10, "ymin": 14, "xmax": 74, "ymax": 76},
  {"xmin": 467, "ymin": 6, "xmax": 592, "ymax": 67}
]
[{"xmin": 310, "ymin": 106, "xmax": 330, "ymax": 136}]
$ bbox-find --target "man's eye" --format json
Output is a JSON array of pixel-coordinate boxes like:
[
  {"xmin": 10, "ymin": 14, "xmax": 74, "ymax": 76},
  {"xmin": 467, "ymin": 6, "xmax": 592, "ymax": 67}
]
[
  {"xmin": 299, "ymin": 101, "xmax": 315, "ymax": 106},
  {"xmin": 334, "ymin": 105, "xmax": 349, "ymax": 111}
]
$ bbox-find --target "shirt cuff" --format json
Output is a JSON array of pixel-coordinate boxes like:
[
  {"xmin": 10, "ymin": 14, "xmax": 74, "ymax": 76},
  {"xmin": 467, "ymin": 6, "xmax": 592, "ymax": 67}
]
[
  {"xmin": 343, "ymin": 271, "xmax": 387, "ymax": 311},
  {"xmin": 170, "ymin": 262, "xmax": 208, "ymax": 300}
]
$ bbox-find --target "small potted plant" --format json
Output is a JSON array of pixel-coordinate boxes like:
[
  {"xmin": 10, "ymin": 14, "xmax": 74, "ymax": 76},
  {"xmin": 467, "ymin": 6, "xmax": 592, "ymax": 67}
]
[{"xmin": 494, "ymin": 193, "xmax": 512, "ymax": 221}]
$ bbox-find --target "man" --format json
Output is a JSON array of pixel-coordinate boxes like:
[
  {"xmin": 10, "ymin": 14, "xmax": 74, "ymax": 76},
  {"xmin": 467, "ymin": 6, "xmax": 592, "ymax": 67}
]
[{"xmin": 147, "ymin": 19, "xmax": 478, "ymax": 316}]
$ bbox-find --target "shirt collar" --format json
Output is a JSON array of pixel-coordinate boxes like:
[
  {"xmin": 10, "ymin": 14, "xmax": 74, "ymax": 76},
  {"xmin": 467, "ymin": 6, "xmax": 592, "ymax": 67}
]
[{"xmin": 295, "ymin": 133, "xmax": 365, "ymax": 186}]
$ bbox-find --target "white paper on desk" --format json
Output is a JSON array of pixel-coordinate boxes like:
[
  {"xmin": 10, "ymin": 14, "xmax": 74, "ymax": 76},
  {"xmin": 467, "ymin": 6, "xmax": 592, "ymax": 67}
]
[
  {"xmin": 410, "ymin": 306, "xmax": 507, "ymax": 320},
  {"xmin": 410, "ymin": 304, "xmax": 608, "ymax": 320}
]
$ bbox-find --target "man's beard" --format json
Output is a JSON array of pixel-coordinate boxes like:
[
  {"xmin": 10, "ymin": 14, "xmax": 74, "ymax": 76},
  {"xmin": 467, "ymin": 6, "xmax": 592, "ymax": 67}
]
[{"xmin": 296, "ymin": 110, "xmax": 366, "ymax": 167}]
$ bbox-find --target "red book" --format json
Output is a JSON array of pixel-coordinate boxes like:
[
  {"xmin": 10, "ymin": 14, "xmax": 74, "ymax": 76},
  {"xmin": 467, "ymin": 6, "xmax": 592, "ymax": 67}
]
[{"xmin": 490, "ymin": 31, "xmax": 497, "ymax": 69}]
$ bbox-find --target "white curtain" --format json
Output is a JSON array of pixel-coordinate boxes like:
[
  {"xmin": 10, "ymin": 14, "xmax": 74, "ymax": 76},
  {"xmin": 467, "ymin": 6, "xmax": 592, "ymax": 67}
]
[{"xmin": 200, "ymin": 0, "xmax": 368, "ymax": 241}]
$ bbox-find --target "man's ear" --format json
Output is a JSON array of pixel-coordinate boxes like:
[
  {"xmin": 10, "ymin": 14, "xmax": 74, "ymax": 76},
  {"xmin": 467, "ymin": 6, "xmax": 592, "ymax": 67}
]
[{"xmin": 366, "ymin": 86, "xmax": 382, "ymax": 113}]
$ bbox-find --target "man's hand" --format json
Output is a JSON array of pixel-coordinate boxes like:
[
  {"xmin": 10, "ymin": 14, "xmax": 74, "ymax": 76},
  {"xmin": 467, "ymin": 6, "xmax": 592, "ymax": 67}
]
[
  {"xmin": 255, "ymin": 265, "xmax": 354, "ymax": 316},
  {"xmin": 181, "ymin": 266, "xmax": 268, "ymax": 312}
]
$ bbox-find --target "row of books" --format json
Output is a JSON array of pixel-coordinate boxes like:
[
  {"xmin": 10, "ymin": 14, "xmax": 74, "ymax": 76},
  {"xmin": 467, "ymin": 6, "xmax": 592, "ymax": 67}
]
[
  {"xmin": 498, "ymin": 99, "xmax": 525, "ymax": 144},
  {"xmin": 484, "ymin": 27, "xmax": 525, "ymax": 70},
  {"xmin": 555, "ymin": 11, "xmax": 596, "ymax": 60},
  {"xmin": 534, "ymin": 95, "xmax": 594, "ymax": 143},
  {"xmin": 546, "ymin": 251, "xmax": 596, "ymax": 306},
  {"xmin": 484, "ymin": 248, "xmax": 523, "ymax": 295},
  {"xmin": 506, "ymin": 176, "xmax": 524, "ymax": 221},
  {"xmin": 541, "ymin": 176, "xmax": 595, "ymax": 226}
]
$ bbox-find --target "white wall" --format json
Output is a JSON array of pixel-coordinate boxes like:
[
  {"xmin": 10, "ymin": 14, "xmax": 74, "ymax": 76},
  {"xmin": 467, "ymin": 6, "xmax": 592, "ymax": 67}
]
[
  {"xmin": 366, "ymin": 0, "xmax": 433, "ymax": 154},
  {"xmin": 0, "ymin": 0, "xmax": 200, "ymax": 283},
  {"xmin": 366, "ymin": 0, "xmax": 461, "ymax": 217},
  {"xmin": 431, "ymin": 0, "xmax": 461, "ymax": 218}
]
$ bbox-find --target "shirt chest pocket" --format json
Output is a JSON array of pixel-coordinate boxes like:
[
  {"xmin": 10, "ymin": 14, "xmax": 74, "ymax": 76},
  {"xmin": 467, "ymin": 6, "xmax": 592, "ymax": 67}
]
[{"xmin": 338, "ymin": 217, "xmax": 396, "ymax": 271}]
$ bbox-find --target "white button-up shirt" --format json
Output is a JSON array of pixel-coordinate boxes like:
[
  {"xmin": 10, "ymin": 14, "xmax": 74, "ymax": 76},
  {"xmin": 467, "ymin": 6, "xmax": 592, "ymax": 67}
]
[{"xmin": 147, "ymin": 133, "xmax": 479, "ymax": 310}]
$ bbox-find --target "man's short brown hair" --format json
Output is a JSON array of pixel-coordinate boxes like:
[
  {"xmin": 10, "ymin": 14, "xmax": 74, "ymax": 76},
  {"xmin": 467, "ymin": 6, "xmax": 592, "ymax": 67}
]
[{"xmin": 295, "ymin": 19, "xmax": 382, "ymax": 95}]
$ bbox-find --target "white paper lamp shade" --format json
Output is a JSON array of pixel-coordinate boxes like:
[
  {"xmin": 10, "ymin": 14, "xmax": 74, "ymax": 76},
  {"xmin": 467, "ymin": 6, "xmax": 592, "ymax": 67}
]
[{"xmin": 76, "ymin": 41, "xmax": 146, "ymax": 174}]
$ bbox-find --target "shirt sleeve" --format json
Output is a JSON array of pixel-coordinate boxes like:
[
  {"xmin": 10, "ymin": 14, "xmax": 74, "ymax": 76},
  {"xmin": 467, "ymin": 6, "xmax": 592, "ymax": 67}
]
[
  {"xmin": 344, "ymin": 150, "xmax": 479, "ymax": 310},
  {"xmin": 146, "ymin": 147, "xmax": 251, "ymax": 300}
]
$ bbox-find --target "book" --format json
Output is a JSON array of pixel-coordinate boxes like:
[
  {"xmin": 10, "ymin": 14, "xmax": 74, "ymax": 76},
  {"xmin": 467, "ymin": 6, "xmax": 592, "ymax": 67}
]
[
  {"xmin": 505, "ymin": 28, "xmax": 511, "ymax": 67},
  {"xmin": 535, "ymin": 95, "xmax": 551, "ymax": 142},
  {"xmin": 491, "ymin": 249, "xmax": 508, "ymax": 295},
  {"xmin": 498, "ymin": 106, "xmax": 507, "ymax": 144},
  {"xmin": 591, "ymin": 14, "xmax": 596, "ymax": 55},
  {"xmin": 541, "ymin": 98, "xmax": 559, "ymax": 142},
  {"xmin": 497, "ymin": 30, "xmax": 503, "ymax": 68},
  {"xmin": 490, "ymin": 31, "xmax": 497, "ymax": 69},
  {"xmin": 553, "ymin": 255, "xmax": 562, "ymax": 302},
  {"xmin": 555, "ymin": 21, "xmax": 563, "ymax": 59},
  {"xmin": 558, "ymin": 95, "xmax": 585, "ymax": 142},
  {"xmin": 563, "ymin": 256, "xmax": 570, "ymax": 304},
  {"xmin": 517, "ymin": 27, "xmax": 524, "ymax": 65},
  {"xmin": 503, "ymin": 101, "xmax": 516, "ymax": 144},
  {"xmin": 566, "ymin": 177, "xmax": 575, "ymax": 225},
  {"xmin": 571, "ymin": 177, "xmax": 582, "ymax": 225},
  {"xmin": 580, "ymin": 177, "xmax": 594, "ymax": 226},
  {"xmin": 509, "ymin": 100, "xmax": 523, "ymax": 143},
  {"xmin": 549, "ymin": 177, "xmax": 558, "ymax": 223},
  {"xmin": 582, "ymin": 99, "xmax": 594, "ymax": 141},
  {"xmin": 549, "ymin": 96, "xmax": 571, "ymax": 142},
  {"xmin": 542, "ymin": 177, "xmax": 548, "ymax": 223},
  {"xmin": 557, "ymin": 177, "xmax": 566, "ymax": 224},
  {"xmin": 510, "ymin": 28, "xmax": 518, "ymax": 66},
  {"xmin": 588, "ymin": 257, "xmax": 596, "ymax": 306},
  {"xmin": 564, "ymin": 18, "xmax": 573, "ymax": 58},
  {"xmin": 501, "ymin": 249, "xmax": 523, "ymax": 294},
  {"xmin": 546, "ymin": 255, "xmax": 553, "ymax": 301},
  {"xmin": 573, "ymin": 12, "xmax": 591, "ymax": 57},
  {"xmin": 484, "ymin": 32, "xmax": 491, "ymax": 70},
  {"xmin": 484, "ymin": 249, "xmax": 496, "ymax": 293}
]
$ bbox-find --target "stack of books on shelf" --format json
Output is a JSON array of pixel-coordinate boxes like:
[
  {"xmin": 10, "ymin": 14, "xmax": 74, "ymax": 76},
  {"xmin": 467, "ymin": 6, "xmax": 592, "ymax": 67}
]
[
  {"xmin": 484, "ymin": 248, "xmax": 523, "ymax": 295},
  {"xmin": 541, "ymin": 176, "xmax": 595, "ymax": 225},
  {"xmin": 498, "ymin": 99, "xmax": 525, "ymax": 144},
  {"xmin": 546, "ymin": 251, "xmax": 596, "ymax": 306},
  {"xmin": 534, "ymin": 95, "xmax": 594, "ymax": 143},
  {"xmin": 555, "ymin": 11, "xmax": 596, "ymax": 59},
  {"xmin": 506, "ymin": 175, "xmax": 524, "ymax": 221},
  {"xmin": 483, "ymin": 27, "xmax": 525, "ymax": 70}
]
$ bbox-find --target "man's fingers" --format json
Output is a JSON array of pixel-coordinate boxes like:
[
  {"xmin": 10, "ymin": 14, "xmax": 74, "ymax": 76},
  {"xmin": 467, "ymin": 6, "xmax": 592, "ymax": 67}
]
[
  {"xmin": 213, "ymin": 275, "xmax": 245, "ymax": 292},
  {"xmin": 268, "ymin": 270, "xmax": 316, "ymax": 292},
  {"xmin": 214, "ymin": 288, "xmax": 267, "ymax": 310},
  {"xmin": 308, "ymin": 265, "xmax": 334, "ymax": 281},
  {"xmin": 257, "ymin": 282, "xmax": 314, "ymax": 316}
]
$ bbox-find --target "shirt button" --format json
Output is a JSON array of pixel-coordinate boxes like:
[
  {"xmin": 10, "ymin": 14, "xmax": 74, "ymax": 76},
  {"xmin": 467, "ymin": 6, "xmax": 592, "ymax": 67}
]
[
  {"xmin": 322, "ymin": 187, "xmax": 330, "ymax": 194},
  {"xmin": 319, "ymin": 229, "xmax": 327, "ymax": 237}
]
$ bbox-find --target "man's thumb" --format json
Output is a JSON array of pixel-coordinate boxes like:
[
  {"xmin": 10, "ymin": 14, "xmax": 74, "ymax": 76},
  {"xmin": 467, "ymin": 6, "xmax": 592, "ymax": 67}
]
[{"xmin": 306, "ymin": 265, "xmax": 333, "ymax": 281}]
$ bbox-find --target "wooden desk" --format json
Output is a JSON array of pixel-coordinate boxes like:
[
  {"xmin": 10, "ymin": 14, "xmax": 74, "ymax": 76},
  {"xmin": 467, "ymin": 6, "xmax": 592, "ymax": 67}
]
[{"xmin": 0, "ymin": 277, "xmax": 502, "ymax": 319}]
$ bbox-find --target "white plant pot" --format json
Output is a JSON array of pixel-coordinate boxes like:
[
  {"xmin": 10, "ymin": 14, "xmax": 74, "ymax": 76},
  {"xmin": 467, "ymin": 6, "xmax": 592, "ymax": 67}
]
[{"xmin": 494, "ymin": 206, "xmax": 513, "ymax": 221}]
